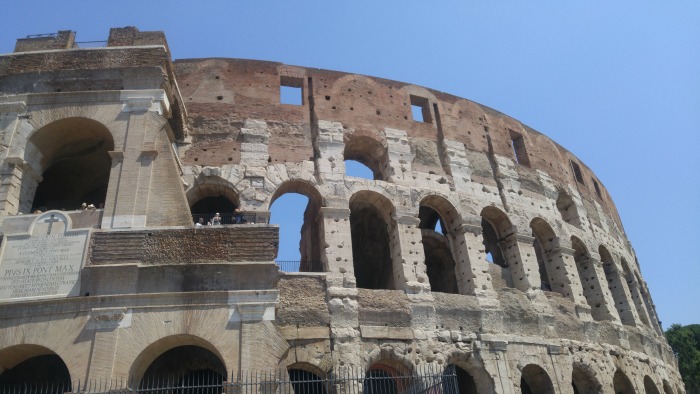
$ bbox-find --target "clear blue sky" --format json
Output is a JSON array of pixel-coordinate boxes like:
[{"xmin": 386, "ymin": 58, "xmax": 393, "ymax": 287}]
[{"xmin": 1, "ymin": 1, "xmax": 698, "ymax": 327}]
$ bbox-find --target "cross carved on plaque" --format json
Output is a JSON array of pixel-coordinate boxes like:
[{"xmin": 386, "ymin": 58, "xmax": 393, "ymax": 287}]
[{"xmin": 43, "ymin": 214, "xmax": 60, "ymax": 235}]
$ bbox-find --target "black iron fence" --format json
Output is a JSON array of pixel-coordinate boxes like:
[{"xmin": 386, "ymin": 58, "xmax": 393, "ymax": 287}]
[
  {"xmin": 0, "ymin": 365, "xmax": 458, "ymax": 394},
  {"xmin": 275, "ymin": 261, "xmax": 326, "ymax": 273}
]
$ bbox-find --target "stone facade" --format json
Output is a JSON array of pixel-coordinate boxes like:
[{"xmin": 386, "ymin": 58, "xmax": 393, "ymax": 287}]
[{"xmin": 0, "ymin": 27, "xmax": 684, "ymax": 394}]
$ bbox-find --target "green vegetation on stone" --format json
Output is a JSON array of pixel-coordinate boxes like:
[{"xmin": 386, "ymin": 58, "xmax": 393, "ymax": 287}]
[{"xmin": 665, "ymin": 324, "xmax": 700, "ymax": 393}]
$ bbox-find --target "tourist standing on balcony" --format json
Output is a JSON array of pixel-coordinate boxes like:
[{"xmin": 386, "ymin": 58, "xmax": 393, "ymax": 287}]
[{"xmin": 212, "ymin": 213, "xmax": 222, "ymax": 225}]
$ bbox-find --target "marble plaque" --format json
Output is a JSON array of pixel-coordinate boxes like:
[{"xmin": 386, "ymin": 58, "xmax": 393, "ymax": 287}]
[{"xmin": 0, "ymin": 211, "xmax": 88, "ymax": 301}]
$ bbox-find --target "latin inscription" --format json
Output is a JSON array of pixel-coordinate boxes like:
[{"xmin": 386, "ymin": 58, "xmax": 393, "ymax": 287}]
[{"xmin": 0, "ymin": 232, "xmax": 87, "ymax": 300}]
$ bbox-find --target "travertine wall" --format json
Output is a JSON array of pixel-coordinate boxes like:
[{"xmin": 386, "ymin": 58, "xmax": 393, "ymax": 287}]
[{"xmin": 0, "ymin": 27, "xmax": 684, "ymax": 394}]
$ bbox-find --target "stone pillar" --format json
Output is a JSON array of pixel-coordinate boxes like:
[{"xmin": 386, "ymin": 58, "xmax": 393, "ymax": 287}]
[
  {"xmin": 319, "ymin": 207, "xmax": 360, "ymax": 351},
  {"xmin": 499, "ymin": 233, "xmax": 541, "ymax": 294},
  {"xmin": 86, "ymin": 308, "xmax": 129, "ymax": 381},
  {"xmin": 578, "ymin": 255, "xmax": 620, "ymax": 323},
  {"xmin": 385, "ymin": 128, "xmax": 415, "ymax": 185},
  {"xmin": 451, "ymin": 223, "xmax": 498, "ymax": 302},
  {"xmin": 555, "ymin": 244, "xmax": 593, "ymax": 320},
  {"xmin": 131, "ymin": 150, "xmax": 158, "ymax": 227},
  {"xmin": 606, "ymin": 262, "xmax": 642, "ymax": 327},
  {"xmin": 393, "ymin": 215, "xmax": 430, "ymax": 293},
  {"xmin": 478, "ymin": 341, "xmax": 516, "ymax": 394},
  {"xmin": 0, "ymin": 102, "xmax": 29, "ymax": 216},
  {"xmin": 626, "ymin": 274, "xmax": 653, "ymax": 327},
  {"xmin": 315, "ymin": 120, "xmax": 345, "ymax": 184},
  {"xmin": 443, "ymin": 139, "xmax": 472, "ymax": 193}
]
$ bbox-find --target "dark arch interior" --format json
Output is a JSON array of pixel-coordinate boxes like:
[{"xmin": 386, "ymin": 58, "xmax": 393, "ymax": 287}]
[
  {"xmin": 444, "ymin": 365, "xmax": 477, "ymax": 394},
  {"xmin": 350, "ymin": 202, "xmax": 393, "ymax": 290},
  {"xmin": 613, "ymin": 370, "xmax": 635, "ymax": 394},
  {"xmin": 572, "ymin": 365, "xmax": 599, "ymax": 394},
  {"xmin": 481, "ymin": 218, "xmax": 506, "ymax": 268},
  {"xmin": 0, "ymin": 354, "xmax": 71, "ymax": 392},
  {"xmin": 533, "ymin": 238, "xmax": 552, "ymax": 291},
  {"xmin": 363, "ymin": 368, "xmax": 396, "ymax": 394},
  {"xmin": 419, "ymin": 206, "xmax": 457, "ymax": 294},
  {"xmin": 30, "ymin": 119, "xmax": 113, "ymax": 212},
  {"xmin": 288, "ymin": 368, "xmax": 326, "ymax": 394},
  {"xmin": 644, "ymin": 376, "xmax": 660, "ymax": 394},
  {"xmin": 418, "ymin": 206, "xmax": 446, "ymax": 234},
  {"xmin": 344, "ymin": 136, "xmax": 389, "ymax": 181},
  {"xmin": 140, "ymin": 345, "xmax": 226, "ymax": 389},
  {"xmin": 191, "ymin": 196, "xmax": 237, "ymax": 225},
  {"xmin": 520, "ymin": 365, "xmax": 554, "ymax": 394}
]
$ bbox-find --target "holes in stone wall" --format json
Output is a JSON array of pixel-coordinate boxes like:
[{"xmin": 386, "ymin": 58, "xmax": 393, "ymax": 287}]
[
  {"xmin": 592, "ymin": 179, "xmax": 602, "ymax": 198},
  {"xmin": 570, "ymin": 160, "xmax": 585, "ymax": 184}
]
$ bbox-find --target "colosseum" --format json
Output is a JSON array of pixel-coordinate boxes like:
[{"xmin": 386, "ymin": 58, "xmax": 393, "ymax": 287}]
[{"xmin": 0, "ymin": 27, "xmax": 685, "ymax": 394}]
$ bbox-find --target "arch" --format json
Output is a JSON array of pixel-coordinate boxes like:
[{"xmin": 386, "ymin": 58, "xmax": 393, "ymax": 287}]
[
  {"xmin": 572, "ymin": 237, "xmax": 613, "ymax": 321},
  {"xmin": 344, "ymin": 135, "xmax": 390, "ymax": 181},
  {"xmin": 622, "ymin": 258, "xmax": 651, "ymax": 326},
  {"xmin": 187, "ymin": 177, "xmax": 241, "ymax": 225},
  {"xmin": 644, "ymin": 376, "xmax": 661, "ymax": 394},
  {"xmin": 349, "ymin": 190, "xmax": 400, "ymax": 290},
  {"xmin": 364, "ymin": 360, "xmax": 413, "ymax": 394},
  {"xmin": 572, "ymin": 362, "xmax": 603, "ymax": 394},
  {"xmin": 23, "ymin": 117, "xmax": 114, "ymax": 213},
  {"xmin": 269, "ymin": 180, "xmax": 324, "ymax": 271},
  {"xmin": 519, "ymin": 364, "xmax": 555, "ymax": 394},
  {"xmin": 662, "ymin": 379, "xmax": 674, "ymax": 394},
  {"xmin": 530, "ymin": 217, "xmax": 557, "ymax": 292},
  {"xmin": 444, "ymin": 364, "xmax": 478, "ymax": 394},
  {"xmin": 287, "ymin": 362, "xmax": 327, "ymax": 394},
  {"xmin": 480, "ymin": 206, "xmax": 514, "ymax": 288},
  {"xmin": 419, "ymin": 195, "xmax": 463, "ymax": 294},
  {"xmin": 129, "ymin": 334, "xmax": 227, "ymax": 386},
  {"xmin": 600, "ymin": 246, "xmax": 636, "ymax": 326},
  {"xmin": 613, "ymin": 369, "xmax": 636, "ymax": 394},
  {"xmin": 0, "ymin": 344, "xmax": 72, "ymax": 390},
  {"xmin": 556, "ymin": 190, "xmax": 581, "ymax": 226}
]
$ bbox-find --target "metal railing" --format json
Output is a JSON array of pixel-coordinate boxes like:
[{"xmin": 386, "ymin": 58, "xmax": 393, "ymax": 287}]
[
  {"xmin": 25, "ymin": 33, "xmax": 58, "ymax": 38},
  {"xmin": 73, "ymin": 40, "xmax": 108, "ymax": 48},
  {"xmin": 0, "ymin": 365, "xmax": 458, "ymax": 394},
  {"xmin": 191, "ymin": 213, "xmax": 266, "ymax": 226},
  {"xmin": 275, "ymin": 260, "xmax": 325, "ymax": 273}
]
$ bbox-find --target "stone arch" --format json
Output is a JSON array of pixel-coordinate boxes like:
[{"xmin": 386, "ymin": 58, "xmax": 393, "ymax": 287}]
[
  {"xmin": 644, "ymin": 376, "xmax": 661, "ymax": 394},
  {"xmin": 480, "ymin": 206, "xmax": 515, "ymax": 289},
  {"xmin": 186, "ymin": 175, "xmax": 241, "ymax": 225},
  {"xmin": 21, "ymin": 117, "xmax": 114, "ymax": 213},
  {"xmin": 287, "ymin": 362, "xmax": 328, "ymax": 394},
  {"xmin": 442, "ymin": 352, "xmax": 494, "ymax": 394},
  {"xmin": 344, "ymin": 134, "xmax": 390, "ymax": 181},
  {"xmin": 613, "ymin": 369, "xmax": 636, "ymax": 394},
  {"xmin": 600, "ymin": 246, "xmax": 636, "ymax": 326},
  {"xmin": 556, "ymin": 189, "xmax": 582, "ymax": 226},
  {"xmin": 0, "ymin": 344, "xmax": 72, "ymax": 389},
  {"xmin": 572, "ymin": 362, "xmax": 603, "ymax": 394},
  {"xmin": 129, "ymin": 334, "xmax": 227, "ymax": 387},
  {"xmin": 572, "ymin": 236, "xmax": 615, "ymax": 321},
  {"xmin": 662, "ymin": 379, "xmax": 674, "ymax": 394},
  {"xmin": 519, "ymin": 364, "xmax": 555, "ymax": 394},
  {"xmin": 419, "ymin": 195, "xmax": 463, "ymax": 294},
  {"xmin": 330, "ymin": 75, "xmax": 393, "ymax": 129},
  {"xmin": 349, "ymin": 190, "xmax": 402, "ymax": 290},
  {"xmin": 621, "ymin": 258, "xmax": 651, "ymax": 326},
  {"xmin": 269, "ymin": 179, "xmax": 324, "ymax": 271},
  {"xmin": 364, "ymin": 358, "xmax": 414, "ymax": 394},
  {"xmin": 530, "ymin": 217, "xmax": 557, "ymax": 292},
  {"xmin": 447, "ymin": 100, "xmax": 489, "ymax": 152}
]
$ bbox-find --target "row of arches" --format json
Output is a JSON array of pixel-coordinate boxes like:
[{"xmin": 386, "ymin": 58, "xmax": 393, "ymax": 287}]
[
  {"xmin": 187, "ymin": 173, "xmax": 656, "ymax": 330},
  {"xmin": 0, "ymin": 340, "xmax": 677, "ymax": 394}
]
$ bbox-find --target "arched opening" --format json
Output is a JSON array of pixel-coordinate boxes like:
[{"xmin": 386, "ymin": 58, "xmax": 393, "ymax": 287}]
[
  {"xmin": 0, "ymin": 345, "xmax": 71, "ymax": 392},
  {"xmin": 600, "ymin": 246, "xmax": 635, "ymax": 326},
  {"xmin": 622, "ymin": 259, "xmax": 650, "ymax": 326},
  {"xmin": 350, "ymin": 191, "xmax": 398, "ymax": 290},
  {"xmin": 139, "ymin": 345, "xmax": 226, "ymax": 390},
  {"xmin": 530, "ymin": 218, "xmax": 559, "ymax": 292},
  {"xmin": 662, "ymin": 380, "xmax": 674, "ymax": 394},
  {"xmin": 419, "ymin": 203, "xmax": 457, "ymax": 294},
  {"xmin": 519, "ymin": 364, "xmax": 554, "ymax": 394},
  {"xmin": 345, "ymin": 160, "xmax": 375, "ymax": 180},
  {"xmin": 364, "ymin": 362, "xmax": 412, "ymax": 394},
  {"xmin": 24, "ymin": 117, "xmax": 114, "ymax": 213},
  {"xmin": 644, "ymin": 376, "xmax": 660, "ymax": 394},
  {"xmin": 638, "ymin": 272, "xmax": 660, "ymax": 330},
  {"xmin": 287, "ymin": 364, "xmax": 327, "ymax": 394},
  {"xmin": 444, "ymin": 364, "xmax": 477, "ymax": 394},
  {"xmin": 572, "ymin": 363, "xmax": 602, "ymax": 394},
  {"xmin": 270, "ymin": 181, "xmax": 324, "ymax": 272},
  {"xmin": 188, "ymin": 181, "xmax": 240, "ymax": 225},
  {"xmin": 556, "ymin": 191, "xmax": 581, "ymax": 226},
  {"xmin": 613, "ymin": 369, "xmax": 636, "ymax": 394},
  {"xmin": 481, "ymin": 207, "xmax": 514, "ymax": 289},
  {"xmin": 572, "ymin": 237, "xmax": 610, "ymax": 321},
  {"xmin": 344, "ymin": 136, "xmax": 390, "ymax": 181}
]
